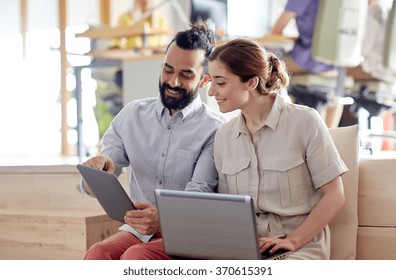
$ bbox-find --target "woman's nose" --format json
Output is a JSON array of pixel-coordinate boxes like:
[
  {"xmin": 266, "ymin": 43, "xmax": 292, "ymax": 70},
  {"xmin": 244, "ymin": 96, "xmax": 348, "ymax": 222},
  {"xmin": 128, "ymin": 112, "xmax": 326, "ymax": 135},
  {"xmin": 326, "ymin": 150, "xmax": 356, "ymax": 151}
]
[{"xmin": 208, "ymin": 83, "xmax": 215, "ymax": 96}]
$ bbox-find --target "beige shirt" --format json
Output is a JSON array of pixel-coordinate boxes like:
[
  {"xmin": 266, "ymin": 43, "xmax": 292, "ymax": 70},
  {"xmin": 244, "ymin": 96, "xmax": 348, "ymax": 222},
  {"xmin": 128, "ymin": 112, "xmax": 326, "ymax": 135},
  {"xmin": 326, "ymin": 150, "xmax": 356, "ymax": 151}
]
[{"xmin": 214, "ymin": 95, "xmax": 348, "ymax": 259}]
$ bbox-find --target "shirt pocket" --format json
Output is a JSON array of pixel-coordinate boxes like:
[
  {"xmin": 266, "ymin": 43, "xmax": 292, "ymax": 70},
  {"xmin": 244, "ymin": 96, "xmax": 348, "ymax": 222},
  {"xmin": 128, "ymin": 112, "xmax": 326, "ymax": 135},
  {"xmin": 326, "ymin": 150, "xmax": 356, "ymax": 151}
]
[
  {"xmin": 221, "ymin": 157, "xmax": 251, "ymax": 195},
  {"xmin": 261, "ymin": 151, "xmax": 307, "ymax": 208},
  {"xmin": 172, "ymin": 148, "xmax": 200, "ymax": 188},
  {"xmin": 177, "ymin": 148, "xmax": 199, "ymax": 160}
]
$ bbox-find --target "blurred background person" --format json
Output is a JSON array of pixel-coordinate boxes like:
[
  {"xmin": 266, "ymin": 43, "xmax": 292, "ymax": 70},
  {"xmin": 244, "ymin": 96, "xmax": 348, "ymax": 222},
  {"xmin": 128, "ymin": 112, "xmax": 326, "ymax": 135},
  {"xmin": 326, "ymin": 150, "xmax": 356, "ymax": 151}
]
[
  {"xmin": 270, "ymin": 0, "xmax": 343, "ymax": 128},
  {"xmin": 346, "ymin": 0, "xmax": 396, "ymax": 150},
  {"xmin": 270, "ymin": 0, "xmax": 337, "ymax": 77},
  {"xmin": 347, "ymin": 0, "xmax": 395, "ymax": 83}
]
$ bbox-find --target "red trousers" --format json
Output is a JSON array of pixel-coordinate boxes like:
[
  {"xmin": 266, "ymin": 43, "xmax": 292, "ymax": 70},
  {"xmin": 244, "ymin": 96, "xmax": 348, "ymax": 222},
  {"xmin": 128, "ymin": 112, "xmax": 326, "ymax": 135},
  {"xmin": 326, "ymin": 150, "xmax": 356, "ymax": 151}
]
[{"xmin": 84, "ymin": 230, "xmax": 172, "ymax": 260}]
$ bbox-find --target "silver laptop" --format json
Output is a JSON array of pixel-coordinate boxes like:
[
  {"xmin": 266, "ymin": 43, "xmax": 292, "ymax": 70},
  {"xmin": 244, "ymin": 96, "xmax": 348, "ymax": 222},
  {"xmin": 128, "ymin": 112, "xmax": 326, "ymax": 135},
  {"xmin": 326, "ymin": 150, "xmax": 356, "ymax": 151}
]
[{"xmin": 155, "ymin": 189, "xmax": 290, "ymax": 260}]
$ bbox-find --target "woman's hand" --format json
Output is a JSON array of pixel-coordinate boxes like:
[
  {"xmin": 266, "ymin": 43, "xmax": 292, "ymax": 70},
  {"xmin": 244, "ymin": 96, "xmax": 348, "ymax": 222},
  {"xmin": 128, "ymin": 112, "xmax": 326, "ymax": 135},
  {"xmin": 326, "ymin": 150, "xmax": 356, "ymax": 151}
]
[{"xmin": 259, "ymin": 236, "xmax": 295, "ymax": 254}]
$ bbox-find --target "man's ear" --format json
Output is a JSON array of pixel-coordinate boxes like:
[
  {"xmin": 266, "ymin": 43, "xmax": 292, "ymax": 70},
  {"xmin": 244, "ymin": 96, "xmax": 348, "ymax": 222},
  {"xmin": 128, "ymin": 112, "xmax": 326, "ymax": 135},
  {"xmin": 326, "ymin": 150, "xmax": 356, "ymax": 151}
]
[
  {"xmin": 199, "ymin": 74, "xmax": 211, "ymax": 88},
  {"xmin": 247, "ymin": 76, "xmax": 259, "ymax": 91}
]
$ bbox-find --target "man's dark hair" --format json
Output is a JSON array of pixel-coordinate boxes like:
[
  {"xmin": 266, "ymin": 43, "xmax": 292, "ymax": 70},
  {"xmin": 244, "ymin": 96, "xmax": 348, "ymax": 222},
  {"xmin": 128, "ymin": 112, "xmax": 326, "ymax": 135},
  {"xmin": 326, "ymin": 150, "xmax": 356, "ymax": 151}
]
[{"xmin": 165, "ymin": 23, "xmax": 215, "ymax": 75}]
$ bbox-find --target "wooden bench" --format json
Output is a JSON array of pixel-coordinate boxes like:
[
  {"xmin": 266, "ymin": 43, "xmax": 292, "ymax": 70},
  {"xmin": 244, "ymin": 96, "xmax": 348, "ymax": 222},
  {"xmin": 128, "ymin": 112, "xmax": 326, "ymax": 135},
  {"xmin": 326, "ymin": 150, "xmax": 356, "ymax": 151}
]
[
  {"xmin": 356, "ymin": 158, "xmax": 396, "ymax": 260},
  {"xmin": 0, "ymin": 161, "xmax": 124, "ymax": 259}
]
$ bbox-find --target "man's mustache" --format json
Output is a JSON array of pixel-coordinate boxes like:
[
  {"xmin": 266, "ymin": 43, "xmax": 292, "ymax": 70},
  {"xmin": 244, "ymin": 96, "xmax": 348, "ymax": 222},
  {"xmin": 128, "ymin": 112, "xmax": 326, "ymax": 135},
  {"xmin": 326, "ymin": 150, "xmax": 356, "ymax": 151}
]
[{"xmin": 162, "ymin": 83, "xmax": 187, "ymax": 95}]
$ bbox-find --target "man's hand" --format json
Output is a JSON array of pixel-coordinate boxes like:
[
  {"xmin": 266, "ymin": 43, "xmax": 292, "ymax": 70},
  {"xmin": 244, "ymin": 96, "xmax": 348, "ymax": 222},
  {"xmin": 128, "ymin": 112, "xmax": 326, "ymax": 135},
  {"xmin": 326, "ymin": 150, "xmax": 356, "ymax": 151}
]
[
  {"xmin": 81, "ymin": 155, "xmax": 116, "ymax": 195},
  {"xmin": 124, "ymin": 201, "xmax": 160, "ymax": 235},
  {"xmin": 83, "ymin": 154, "xmax": 116, "ymax": 173}
]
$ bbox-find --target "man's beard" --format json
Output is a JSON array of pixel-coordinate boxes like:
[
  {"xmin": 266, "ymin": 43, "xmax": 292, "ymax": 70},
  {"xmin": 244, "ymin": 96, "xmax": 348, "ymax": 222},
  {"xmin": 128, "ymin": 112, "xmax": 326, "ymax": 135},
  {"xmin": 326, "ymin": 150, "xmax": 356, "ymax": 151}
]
[{"xmin": 159, "ymin": 81, "xmax": 199, "ymax": 110}]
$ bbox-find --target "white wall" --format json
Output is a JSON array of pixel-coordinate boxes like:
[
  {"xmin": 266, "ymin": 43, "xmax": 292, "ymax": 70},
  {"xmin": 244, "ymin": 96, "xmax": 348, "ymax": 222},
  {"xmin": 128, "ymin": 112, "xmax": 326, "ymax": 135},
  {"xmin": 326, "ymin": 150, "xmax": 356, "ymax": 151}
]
[
  {"xmin": 227, "ymin": 0, "xmax": 272, "ymax": 38},
  {"xmin": 0, "ymin": 0, "xmax": 20, "ymax": 33}
]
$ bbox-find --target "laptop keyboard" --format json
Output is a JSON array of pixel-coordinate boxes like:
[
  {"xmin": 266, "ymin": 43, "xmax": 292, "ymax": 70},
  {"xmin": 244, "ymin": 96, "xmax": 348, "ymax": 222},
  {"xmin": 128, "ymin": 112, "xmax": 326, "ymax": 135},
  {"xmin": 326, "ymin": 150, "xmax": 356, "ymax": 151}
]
[{"xmin": 261, "ymin": 247, "xmax": 290, "ymax": 260}]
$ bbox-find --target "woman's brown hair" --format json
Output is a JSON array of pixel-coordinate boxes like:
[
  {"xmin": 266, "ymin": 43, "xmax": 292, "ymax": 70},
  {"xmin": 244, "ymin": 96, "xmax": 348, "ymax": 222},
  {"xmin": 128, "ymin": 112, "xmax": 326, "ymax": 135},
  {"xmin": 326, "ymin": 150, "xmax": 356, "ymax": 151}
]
[{"xmin": 209, "ymin": 38, "xmax": 289, "ymax": 96}]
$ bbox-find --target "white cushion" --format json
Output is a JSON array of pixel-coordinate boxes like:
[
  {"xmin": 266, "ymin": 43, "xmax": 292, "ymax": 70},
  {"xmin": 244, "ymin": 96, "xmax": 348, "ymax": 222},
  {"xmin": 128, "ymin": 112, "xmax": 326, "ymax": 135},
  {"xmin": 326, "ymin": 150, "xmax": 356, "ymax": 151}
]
[{"xmin": 328, "ymin": 124, "xmax": 360, "ymax": 259}]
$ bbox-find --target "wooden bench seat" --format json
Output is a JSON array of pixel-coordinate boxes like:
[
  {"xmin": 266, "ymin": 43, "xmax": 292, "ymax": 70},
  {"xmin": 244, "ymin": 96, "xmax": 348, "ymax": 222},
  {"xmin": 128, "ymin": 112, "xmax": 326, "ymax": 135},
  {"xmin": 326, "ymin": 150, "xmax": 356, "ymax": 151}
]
[
  {"xmin": 356, "ymin": 158, "xmax": 396, "ymax": 260},
  {"xmin": 0, "ymin": 209, "xmax": 121, "ymax": 260},
  {"xmin": 0, "ymin": 160, "xmax": 126, "ymax": 260}
]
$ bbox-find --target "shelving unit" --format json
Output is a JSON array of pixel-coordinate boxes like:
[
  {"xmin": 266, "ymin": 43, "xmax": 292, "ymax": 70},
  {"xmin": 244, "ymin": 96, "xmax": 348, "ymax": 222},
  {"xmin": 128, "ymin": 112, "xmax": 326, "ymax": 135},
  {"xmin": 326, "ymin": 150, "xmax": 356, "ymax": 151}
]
[{"xmin": 73, "ymin": 25, "xmax": 172, "ymax": 156}]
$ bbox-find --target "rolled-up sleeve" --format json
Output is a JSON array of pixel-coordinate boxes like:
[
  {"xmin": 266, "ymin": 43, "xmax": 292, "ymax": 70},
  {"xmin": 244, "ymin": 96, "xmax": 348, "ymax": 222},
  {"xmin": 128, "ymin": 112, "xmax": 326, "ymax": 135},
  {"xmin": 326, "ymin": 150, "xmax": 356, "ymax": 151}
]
[{"xmin": 304, "ymin": 110, "xmax": 348, "ymax": 189}]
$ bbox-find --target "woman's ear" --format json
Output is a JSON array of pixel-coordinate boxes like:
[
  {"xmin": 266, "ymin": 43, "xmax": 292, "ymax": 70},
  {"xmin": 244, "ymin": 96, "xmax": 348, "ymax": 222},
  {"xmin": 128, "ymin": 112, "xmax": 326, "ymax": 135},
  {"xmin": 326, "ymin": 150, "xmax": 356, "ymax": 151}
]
[
  {"xmin": 199, "ymin": 74, "xmax": 211, "ymax": 88},
  {"xmin": 247, "ymin": 76, "xmax": 259, "ymax": 91}
]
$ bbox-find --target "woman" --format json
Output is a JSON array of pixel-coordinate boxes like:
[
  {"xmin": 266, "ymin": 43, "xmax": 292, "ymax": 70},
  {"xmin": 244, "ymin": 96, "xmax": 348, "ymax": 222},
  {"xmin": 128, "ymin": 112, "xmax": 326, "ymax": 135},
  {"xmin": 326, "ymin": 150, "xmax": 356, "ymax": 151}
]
[{"xmin": 208, "ymin": 38, "xmax": 347, "ymax": 260}]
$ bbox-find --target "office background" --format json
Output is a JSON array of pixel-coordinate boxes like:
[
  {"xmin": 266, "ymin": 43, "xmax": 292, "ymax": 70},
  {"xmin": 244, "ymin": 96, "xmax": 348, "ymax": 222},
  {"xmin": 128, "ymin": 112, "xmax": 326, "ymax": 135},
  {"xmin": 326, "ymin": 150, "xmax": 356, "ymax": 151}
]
[{"xmin": 0, "ymin": 0, "xmax": 394, "ymax": 159}]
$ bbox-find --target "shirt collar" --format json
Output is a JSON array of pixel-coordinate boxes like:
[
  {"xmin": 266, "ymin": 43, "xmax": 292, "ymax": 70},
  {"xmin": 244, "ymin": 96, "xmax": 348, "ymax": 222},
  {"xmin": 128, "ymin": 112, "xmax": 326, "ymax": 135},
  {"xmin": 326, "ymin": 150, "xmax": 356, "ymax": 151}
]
[
  {"xmin": 264, "ymin": 94, "xmax": 284, "ymax": 131},
  {"xmin": 233, "ymin": 94, "xmax": 285, "ymax": 139},
  {"xmin": 234, "ymin": 114, "xmax": 248, "ymax": 139},
  {"xmin": 155, "ymin": 94, "xmax": 202, "ymax": 121}
]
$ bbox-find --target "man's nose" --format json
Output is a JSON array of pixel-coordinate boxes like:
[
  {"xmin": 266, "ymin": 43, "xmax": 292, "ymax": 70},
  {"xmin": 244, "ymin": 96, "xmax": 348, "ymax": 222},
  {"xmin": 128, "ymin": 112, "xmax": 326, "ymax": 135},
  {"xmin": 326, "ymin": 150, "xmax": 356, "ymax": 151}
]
[{"xmin": 169, "ymin": 74, "xmax": 180, "ymax": 88}]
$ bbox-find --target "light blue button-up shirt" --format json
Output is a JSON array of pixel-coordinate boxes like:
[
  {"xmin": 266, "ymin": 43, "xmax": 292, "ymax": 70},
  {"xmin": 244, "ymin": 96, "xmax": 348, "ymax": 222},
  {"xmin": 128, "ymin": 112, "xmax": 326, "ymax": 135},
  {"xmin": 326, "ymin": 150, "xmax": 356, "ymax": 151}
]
[{"xmin": 100, "ymin": 95, "xmax": 227, "ymax": 240}]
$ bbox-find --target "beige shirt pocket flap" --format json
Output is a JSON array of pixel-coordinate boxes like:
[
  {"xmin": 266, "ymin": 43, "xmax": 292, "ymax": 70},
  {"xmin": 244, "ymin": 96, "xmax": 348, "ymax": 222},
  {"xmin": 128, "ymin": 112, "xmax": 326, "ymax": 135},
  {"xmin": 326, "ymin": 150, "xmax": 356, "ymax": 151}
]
[
  {"xmin": 221, "ymin": 157, "xmax": 251, "ymax": 175},
  {"xmin": 261, "ymin": 151, "xmax": 304, "ymax": 172}
]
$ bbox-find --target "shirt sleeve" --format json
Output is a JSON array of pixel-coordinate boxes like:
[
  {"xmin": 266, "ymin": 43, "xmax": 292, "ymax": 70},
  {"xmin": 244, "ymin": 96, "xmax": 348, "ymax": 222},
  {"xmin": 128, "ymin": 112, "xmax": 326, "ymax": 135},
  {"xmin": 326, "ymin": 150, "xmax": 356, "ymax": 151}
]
[
  {"xmin": 304, "ymin": 110, "xmax": 348, "ymax": 189},
  {"xmin": 100, "ymin": 104, "xmax": 132, "ymax": 177},
  {"xmin": 285, "ymin": 0, "xmax": 316, "ymax": 16},
  {"xmin": 184, "ymin": 132, "xmax": 218, "ymax": 193},
  {"xmin": 78, "ymin": 177, "xmax": 95, "ymax": 197}
]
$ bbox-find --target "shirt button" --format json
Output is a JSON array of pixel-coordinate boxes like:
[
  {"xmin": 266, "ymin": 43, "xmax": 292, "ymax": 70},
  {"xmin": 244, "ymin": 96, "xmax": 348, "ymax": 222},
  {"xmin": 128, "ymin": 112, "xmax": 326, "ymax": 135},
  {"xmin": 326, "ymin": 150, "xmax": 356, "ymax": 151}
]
[
  {"xmin": 159, "ymin": 180, "xmax": 163, "ymax": 185},
  {"xmin": 167, "ymin": 125, "xmax": 171, "ymax": 130},
  {"xmin": 161, "ymin": 153, "xmax": 165, "ymax": 157}
]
